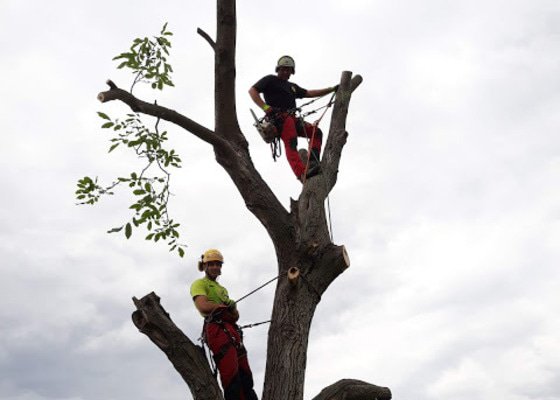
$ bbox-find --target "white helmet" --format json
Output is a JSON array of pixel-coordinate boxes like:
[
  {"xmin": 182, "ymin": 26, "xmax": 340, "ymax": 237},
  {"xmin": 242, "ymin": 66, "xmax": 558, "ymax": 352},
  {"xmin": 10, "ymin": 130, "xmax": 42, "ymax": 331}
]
[{"xmin": 276, "ymin": 55, "xmax": 295, "ymax": 74}]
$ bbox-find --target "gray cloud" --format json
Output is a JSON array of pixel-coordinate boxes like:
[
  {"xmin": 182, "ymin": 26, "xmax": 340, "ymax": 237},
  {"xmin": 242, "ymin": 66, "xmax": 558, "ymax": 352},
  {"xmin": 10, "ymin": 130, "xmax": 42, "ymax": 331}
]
[{"xmin": 1, "ymin": 1, "xmax": 559, "ymax": 400}]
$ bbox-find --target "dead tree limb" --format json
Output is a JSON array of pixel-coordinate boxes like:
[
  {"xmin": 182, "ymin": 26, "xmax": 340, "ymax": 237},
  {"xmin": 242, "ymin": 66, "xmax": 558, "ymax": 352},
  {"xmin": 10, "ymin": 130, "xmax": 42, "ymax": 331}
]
[
  {"xmin": 311, "ymin": 379, "xmax": 392, "ymax": 400},
  {"xmin": 131, "ymin": 292, "xmax": 224, "ymax": 400}
]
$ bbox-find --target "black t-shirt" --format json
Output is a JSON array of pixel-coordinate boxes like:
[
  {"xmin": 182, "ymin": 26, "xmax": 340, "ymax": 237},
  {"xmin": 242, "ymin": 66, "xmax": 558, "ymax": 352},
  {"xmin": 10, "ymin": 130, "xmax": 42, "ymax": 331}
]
[{"xmin": 252, "ymin": 75, "xmax": 307, "ymax": 111}]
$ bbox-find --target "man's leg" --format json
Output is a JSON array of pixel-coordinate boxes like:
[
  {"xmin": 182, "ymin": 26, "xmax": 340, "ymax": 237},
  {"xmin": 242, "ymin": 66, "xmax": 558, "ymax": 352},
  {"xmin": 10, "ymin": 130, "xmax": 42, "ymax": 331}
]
[
  {"xmin": 238, "ymin": 353, "xmax": 259, "ymax": 400},
  {"xmin": 280, "ymin": 116, "xmax": 306, "ymax": 179},
  {"xmin": 302, "ymin": 122, "xmax": 322, "ymax": 166},
  {"xmin": 206, "ymin": 324, "xmax": 241, "ymax": 400}
]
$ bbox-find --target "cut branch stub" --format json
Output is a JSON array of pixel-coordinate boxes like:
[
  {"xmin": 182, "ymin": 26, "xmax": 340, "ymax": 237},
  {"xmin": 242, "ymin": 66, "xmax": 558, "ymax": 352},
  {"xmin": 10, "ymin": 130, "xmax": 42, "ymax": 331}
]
[
  {"xmin": 342, "ymin": 245, "xmax": 350, "ymax": 270},
  {"xmin": 288, "ymin": 267, "xmax": 300, "ymax": 286}
]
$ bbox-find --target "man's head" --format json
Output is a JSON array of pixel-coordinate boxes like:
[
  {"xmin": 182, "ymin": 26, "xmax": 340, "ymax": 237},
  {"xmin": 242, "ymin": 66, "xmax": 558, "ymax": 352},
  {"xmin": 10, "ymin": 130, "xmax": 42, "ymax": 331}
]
[
  {"xmin": 276, "ymin": 55, "xmax": 295, "ymax": 79},
  {"xmin": 198, "ymin": 248, "xmax": 224, "ymax": 280}
]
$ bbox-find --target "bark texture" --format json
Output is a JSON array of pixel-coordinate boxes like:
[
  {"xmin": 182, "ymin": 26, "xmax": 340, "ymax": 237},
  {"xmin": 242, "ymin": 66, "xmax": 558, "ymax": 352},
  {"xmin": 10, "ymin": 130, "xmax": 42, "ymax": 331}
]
[
  {"xmin": 131, "ymin": 292, "xmax": 223, "ymax": 400},
  {"xmin": 98, "ymin": 1, "xmax": 390, "ymax": 399},
  {"xmin": 311, "ymin": 379, "xmax": 392, "ymax": 400}
]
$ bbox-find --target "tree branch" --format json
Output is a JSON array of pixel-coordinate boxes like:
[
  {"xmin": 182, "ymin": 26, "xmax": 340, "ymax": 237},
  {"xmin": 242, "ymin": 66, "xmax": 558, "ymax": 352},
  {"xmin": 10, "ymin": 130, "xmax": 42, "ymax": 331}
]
[
  {"xmin": 321, "ymin": 72, "xmax": 363, "ymax": 192},
  {"xmin": 214, "ymin": 0, "xmax": 243, "ymax": 145},
  {"xmin": 312, "ymin": 379, "xmax": 392, "ymax": 400},
  {"xmin": 98, "ymin": 80, "xmax": 220, "ymax": 146},
  {"xmin": 197, "ymin": 27, "xmax": 216, "ymax": 49},
  {"xmin": 132, "ymin": 292, "xmax": 224, "ymax": 400}
]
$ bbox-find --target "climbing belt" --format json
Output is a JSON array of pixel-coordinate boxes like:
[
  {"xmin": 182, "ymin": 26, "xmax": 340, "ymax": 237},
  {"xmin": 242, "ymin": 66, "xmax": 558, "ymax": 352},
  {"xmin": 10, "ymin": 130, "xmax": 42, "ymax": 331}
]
[{"xmin": 198, "ymin": 273, "xmax": 278, "ymax": 357}]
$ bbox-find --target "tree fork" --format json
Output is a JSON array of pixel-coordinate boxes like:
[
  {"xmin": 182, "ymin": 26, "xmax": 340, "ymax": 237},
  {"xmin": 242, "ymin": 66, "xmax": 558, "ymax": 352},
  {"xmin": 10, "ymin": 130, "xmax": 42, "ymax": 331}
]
[{"xmin": 94, "ymin": 1, "xmax": 392, "ymax": 399}]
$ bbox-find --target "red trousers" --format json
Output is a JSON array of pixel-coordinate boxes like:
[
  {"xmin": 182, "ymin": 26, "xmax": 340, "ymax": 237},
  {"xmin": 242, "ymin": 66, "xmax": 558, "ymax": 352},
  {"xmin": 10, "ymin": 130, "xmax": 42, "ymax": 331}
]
[
  {"xmin": 279, "ymin": 115, "xmax": 322, "ymax": 178},
  {"xmin": 205, "ymin": 321, "xmax": 258, "ymax": 400}
]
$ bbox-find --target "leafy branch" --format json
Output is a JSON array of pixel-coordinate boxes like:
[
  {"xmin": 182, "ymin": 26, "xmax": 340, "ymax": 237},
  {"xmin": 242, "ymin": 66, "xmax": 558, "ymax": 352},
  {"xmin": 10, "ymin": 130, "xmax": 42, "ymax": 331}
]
[
  {"xmin": 113, "ymin": 23, "xmax": 174, "ymax": 93},
  {"xmin": 76, "ymin": 24, "xmax": 186, "ymax": 258}
]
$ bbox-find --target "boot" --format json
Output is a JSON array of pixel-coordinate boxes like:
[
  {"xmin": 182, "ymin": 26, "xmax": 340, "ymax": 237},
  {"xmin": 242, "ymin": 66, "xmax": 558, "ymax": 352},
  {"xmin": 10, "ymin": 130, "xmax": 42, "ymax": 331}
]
[
  {"xmin": 297, "ymin": 149, "xmax": 321, "ymax": 182},
  {"xmin": 309, "ymin": 148, "xmax": 320, "ymax": 170},
  {"xmin": 298, "ymin": 149, "xmax": 309, "ymax": 166}
]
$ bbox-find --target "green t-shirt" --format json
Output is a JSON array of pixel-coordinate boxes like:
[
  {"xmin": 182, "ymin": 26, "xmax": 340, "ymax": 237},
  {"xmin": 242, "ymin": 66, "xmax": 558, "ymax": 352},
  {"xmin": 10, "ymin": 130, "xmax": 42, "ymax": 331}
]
[{"xmin": 190, "ymin": 277, "xmax": 232, "ymax": 316}]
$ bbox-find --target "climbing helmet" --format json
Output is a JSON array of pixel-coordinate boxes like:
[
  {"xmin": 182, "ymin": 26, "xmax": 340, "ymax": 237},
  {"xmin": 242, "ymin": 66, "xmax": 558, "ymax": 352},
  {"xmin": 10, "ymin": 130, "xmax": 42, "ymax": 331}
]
[{"xmin": 276, "ymin": 55, "xmax": 295, "ymax": 74}]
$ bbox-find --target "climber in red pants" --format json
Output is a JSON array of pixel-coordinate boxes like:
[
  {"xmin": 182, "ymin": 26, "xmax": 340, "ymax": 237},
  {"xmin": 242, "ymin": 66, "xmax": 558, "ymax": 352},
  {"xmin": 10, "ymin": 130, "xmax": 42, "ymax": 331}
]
[
  {"xmin": 191, "ymin": 249, "xmax": 258, "ymax": 400},
  {"xmin": 249, "ymin": 55, "xmax": 338, "ymax": 182}
]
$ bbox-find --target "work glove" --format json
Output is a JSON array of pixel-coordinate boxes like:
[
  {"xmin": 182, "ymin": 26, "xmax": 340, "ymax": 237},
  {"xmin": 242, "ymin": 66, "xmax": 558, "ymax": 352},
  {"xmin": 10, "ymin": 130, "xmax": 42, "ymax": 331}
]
[
  {"xmin": 263, "ymin": 105, "xmax": 279, "ymax": 123},
  {"xmin": 263, "ymin": 104, "xmax": 274, "ymax": 114}
]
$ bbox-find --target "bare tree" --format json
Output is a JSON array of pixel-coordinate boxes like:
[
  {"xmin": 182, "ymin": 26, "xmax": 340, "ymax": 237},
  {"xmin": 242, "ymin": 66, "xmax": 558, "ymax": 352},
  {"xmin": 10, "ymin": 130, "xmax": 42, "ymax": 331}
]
[{"xmin": 95, "ymin": 1, "xmax": 391, "ymax": 399}]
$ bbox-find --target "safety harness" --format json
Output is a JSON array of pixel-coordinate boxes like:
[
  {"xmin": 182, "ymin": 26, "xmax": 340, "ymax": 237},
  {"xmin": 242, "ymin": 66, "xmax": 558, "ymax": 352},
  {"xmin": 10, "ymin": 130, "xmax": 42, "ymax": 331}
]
[
  {"xmin": 197, "ymin": 275, "xmax": 279, "ymax": 377},
  {"xmin": 200, "ymin": 310, "xmax": 247, "ymax": 377},
  {"xmin": 251, "ymin": 90, "xmax": 336, "ymax": 163}
]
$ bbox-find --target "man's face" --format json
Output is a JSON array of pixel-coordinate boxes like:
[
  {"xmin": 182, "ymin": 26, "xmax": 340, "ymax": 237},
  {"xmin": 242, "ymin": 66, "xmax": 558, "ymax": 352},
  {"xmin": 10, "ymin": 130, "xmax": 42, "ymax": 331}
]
[
  {"xmin": 277, "ymin": 66, "xmax": 293, "ymax": 80},
  {"xmin": 205, "ymin": 261, "xmax": 223, "ymax": 280}
]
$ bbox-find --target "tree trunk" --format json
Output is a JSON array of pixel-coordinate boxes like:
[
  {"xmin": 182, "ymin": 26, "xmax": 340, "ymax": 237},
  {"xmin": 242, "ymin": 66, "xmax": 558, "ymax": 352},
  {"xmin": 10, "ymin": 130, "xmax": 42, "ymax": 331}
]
[{"xmin": 97, "ymin": 1, "xmax": 392, "ymax": 399}]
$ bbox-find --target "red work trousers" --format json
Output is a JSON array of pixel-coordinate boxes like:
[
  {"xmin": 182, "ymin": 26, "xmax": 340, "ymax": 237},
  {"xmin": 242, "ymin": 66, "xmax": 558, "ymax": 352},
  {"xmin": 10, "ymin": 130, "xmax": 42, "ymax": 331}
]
[
  {"xmin": 279, "ymin": 115, "xmax": 322, "ymax": 179},
  {"xmin": 205, "ymin": 321, "xmax": 258, "ymax": 400}
]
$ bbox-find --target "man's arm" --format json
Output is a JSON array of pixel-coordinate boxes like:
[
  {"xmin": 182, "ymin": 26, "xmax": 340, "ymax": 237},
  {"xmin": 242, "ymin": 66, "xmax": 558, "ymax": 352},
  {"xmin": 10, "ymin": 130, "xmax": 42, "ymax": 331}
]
[
  {"xmin": 304, "ymin": 86, "xmax": 338, "ymax": 98},
  {"xmin": 194, "ymin": 295, "xmax": 240, "ymax": 320},
  {"xmin": 194, "ymin": 295, "xmax": 226, "ymax": 315},
  {"xmin": 249, "ymin": 86, "xmax": 268, "ymax": 111}
]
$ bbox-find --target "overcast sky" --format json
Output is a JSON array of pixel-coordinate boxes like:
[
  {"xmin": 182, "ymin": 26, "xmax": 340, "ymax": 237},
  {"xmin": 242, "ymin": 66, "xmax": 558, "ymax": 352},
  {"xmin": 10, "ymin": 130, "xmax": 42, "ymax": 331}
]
[{"xmin": 1, "ymin": 1, "xmax": 559, "ymax": 399}]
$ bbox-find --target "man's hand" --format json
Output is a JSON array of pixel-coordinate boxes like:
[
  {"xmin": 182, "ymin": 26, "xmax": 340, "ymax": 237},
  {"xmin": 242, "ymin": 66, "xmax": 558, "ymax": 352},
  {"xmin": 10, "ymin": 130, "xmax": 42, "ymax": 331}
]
[{"xmin": 263, "ymin": 104, "xmax": 274, "ymax": 114}]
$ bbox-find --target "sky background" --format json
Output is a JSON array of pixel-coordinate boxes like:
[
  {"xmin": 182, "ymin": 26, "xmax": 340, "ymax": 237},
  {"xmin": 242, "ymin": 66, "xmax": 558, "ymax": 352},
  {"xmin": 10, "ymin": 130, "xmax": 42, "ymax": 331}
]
[{"xmin": 1, "ymin": 1, "xmax": 559, "ymax": 399}]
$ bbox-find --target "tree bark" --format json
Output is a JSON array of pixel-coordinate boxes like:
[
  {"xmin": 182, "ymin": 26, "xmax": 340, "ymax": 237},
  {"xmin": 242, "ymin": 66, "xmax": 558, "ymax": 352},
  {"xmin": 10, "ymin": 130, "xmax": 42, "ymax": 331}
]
[
  {"xmin": 131, "ymin": 292, "xmax": 223, "ymax": 400},
  {"xmin": 311, "ymin": 379, "xmax": 392, "ymax": 400},
  {"xmin": 100, "ymin": 1, "xmax": 390, "ymax": 399}
]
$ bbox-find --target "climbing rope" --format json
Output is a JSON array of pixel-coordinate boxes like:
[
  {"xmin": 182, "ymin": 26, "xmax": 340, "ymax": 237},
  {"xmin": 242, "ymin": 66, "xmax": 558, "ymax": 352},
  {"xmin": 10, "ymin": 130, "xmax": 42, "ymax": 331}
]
[
  {"xmin": 239, "ymin": 319, "xmax": 271, "ymax": 330},
  {"xmin": 233, "ymin": 276, "xmax": 277, "ymax": 332},
  {"xmin": 198, "ymin": 336, "xmax": 218, "ymax": 377},
  {"xmin": 300, "ymin": 90, "xmax": 337, "ymax": 241},
  {"xmin": 234, "ymin": 274, "xmax": 279, "ymax": 304},
  {"xmin": 302, "ymin": 90, "xmax": 336, "ymax": 183}
]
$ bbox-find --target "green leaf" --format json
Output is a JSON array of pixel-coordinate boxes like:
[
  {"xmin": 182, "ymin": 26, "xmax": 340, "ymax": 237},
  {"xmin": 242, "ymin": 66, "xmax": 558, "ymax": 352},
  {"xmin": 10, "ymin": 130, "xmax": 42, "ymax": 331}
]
[
  {"xmin": 107, "ymin": 226, "xmax": 124, "ymax": 233},
  {"xmin": 97, "ymin": 112, "xmax": 111, "ymax": 120},
  {"xmin": 101, "ymin": 122, "xmax": 114, "ymax": 129},
  {"xmin": 133, "ymin": 189, "xmax": 146, "ymax": 196},
  {"xmin": 125, "ymin": 223, "xmax": 132, "ymax": 239},
  {"xmin": 108, "ymin": 143, "xmax": 119, "ymax": 153},
  {"xmin": 178, "ymin": 247, "xmax": 185, "ymax": 258}
]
